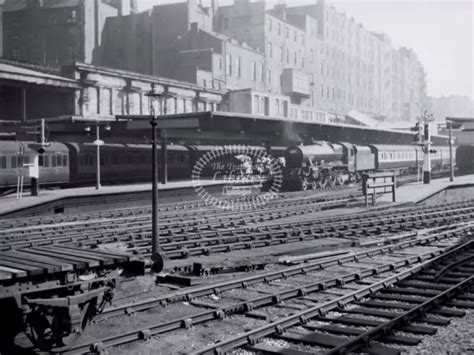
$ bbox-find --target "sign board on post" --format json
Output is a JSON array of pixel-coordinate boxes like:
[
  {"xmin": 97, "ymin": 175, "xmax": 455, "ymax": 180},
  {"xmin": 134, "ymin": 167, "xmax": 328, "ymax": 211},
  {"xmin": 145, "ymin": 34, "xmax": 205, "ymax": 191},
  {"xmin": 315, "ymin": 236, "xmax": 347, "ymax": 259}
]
[
  {"xmin": 362, "ymin": 172, "xmax": 397, "ymax": 207},
  {"xmin": 29, "ymin": 164, "xmax": 39, "ymax": 179}
]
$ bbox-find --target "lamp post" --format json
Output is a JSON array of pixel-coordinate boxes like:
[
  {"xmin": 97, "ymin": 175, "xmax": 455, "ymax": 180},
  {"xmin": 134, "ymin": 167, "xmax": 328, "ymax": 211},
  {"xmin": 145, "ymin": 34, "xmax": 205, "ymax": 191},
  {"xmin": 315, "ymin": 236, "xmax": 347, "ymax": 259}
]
[
  {"xmin": 146, "ymin": 84, "xmax": 164, "ymax": 273},
  {"xmin": 85, "ymin": 122, "xmax": 111, "ymax": 190}
]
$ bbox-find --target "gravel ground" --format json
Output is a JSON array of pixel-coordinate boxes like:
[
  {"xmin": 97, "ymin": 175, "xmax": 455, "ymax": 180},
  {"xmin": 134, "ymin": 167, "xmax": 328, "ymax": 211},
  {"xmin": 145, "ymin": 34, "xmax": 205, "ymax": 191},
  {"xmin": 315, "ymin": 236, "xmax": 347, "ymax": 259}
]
[
  {"xmin": 382, "ymin": 310, "xmax": 474, "ymax": 354},
  {"xmin": 113, "ymin": 315, "xmax": 266, "ymax": 354}
]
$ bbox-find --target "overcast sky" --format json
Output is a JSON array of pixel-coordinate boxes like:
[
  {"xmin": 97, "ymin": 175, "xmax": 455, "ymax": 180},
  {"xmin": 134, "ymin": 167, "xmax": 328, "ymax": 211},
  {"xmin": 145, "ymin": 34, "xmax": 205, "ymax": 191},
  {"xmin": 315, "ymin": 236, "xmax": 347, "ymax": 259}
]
[{"xmin": 138, "ymin": 0, "xmax": 474, "ymax": 100}]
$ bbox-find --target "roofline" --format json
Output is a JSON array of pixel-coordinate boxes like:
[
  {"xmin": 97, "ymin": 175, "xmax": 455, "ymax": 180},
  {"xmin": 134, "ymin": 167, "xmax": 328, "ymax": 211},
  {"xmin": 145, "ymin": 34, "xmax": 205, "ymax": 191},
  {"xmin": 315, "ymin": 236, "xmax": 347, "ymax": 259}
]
[
  {"xmin": 71, "ymin": 62, "xmax": 224, "ymax": 95},
  {"xmin": 115, "ymin": 110, "xmax": 449, "ymax": 138}
]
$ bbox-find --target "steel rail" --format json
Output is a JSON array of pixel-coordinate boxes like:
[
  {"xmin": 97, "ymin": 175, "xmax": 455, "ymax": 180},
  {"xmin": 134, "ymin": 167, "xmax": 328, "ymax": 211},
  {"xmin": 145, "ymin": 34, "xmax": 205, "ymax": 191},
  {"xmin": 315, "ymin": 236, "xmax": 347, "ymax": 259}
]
[
  {"xmin": 193, "ymin": 239, "xmax": 474, "ymax": 355},
  {"xmin": 127, "ymin": 207, "xmax": 474, "ymax": 257},
  {"xmin": 0, "ymin": 190, "xmax": 361, "ymax": 238},
  {"xmin": 66, "ymin": 238, "xmax": 473, "ymax": 354},
  {"xmin": 0, "ymin": 196, "xmax": 468, "ymax": 243},
  {"xmin": 1, "ymin": 203, "xmax": 472, "ymax": 257},
  {"xmin": 0, "ymin": 186, "xmax": 359, "ymax": 229},
  {"xmin": 326, "ymin": 262, "xmax": 474, "ymax": 354},
  {"xmin": 96, "ymin": 224, "xmax": 471, "ymax": 320}
]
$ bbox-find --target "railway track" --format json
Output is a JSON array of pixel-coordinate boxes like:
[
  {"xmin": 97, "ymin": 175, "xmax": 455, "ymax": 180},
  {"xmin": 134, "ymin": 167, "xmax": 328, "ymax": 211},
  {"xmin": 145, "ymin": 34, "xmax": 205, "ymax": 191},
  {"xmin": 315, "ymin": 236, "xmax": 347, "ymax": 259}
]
[
  {"xmin": 1, "ymin": 200, "xmax": 473, "ymax": 262},
  {"xmin": 0, "ymin": 190, "xmax": 361, "ymax": 248},
  {"xmin": 0, "ymin": 169, "xmax": 452, "ymax": 231},
  {"xmin": 200, "ymin": 240, "xmax": 474, "ymax": 355},
  {"xmin": 62, "ymin": 224, "xmax": 473, "ymax": 354}
]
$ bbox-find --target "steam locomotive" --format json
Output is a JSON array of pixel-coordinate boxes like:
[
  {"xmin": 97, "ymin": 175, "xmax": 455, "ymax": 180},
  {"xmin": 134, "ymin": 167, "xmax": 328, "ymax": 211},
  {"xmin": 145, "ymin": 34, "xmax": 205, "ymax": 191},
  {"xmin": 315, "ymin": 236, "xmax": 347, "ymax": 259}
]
[{"xmin": 283, "ymin": 142, "xmax": 453, "ymax": 190}]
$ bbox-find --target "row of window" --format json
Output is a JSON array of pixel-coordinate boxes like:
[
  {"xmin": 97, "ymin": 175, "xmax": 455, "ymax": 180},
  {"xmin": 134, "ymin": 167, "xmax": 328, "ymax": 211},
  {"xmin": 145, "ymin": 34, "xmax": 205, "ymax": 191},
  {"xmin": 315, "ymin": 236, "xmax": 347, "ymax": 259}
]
[
  {"xmin": 319, "ymin": 85, "xmax": 376, "ymax": 109},
  {"xmin": 267, "ymin": 17, "xmax": 305, "ymax": 44},
  {"xmin": 0, "ymin": 154, "xmax": 67, "ymax": 169},
  {"xmin": 78, "ymin": 152, "xmax": 189, "ymax": 167},
  {"xmin": 379, "ymin": 151, "xmax": 416, "ymax": 161},
  {"xmin": 253, "ymin": 94, "xmax": 292, "ymax": 117},
  {"xmin": 39, "ymin": 154, "xmax": 68, "ymax": 168},
  {"xmin": 269, "ymin": 45, "xmax": 306, "ymax": 70}
]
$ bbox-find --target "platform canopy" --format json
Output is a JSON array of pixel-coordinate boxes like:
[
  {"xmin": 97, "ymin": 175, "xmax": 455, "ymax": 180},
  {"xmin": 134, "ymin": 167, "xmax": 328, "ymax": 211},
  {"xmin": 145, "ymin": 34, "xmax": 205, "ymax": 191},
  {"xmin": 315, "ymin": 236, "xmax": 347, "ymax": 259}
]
[
  {"xmin": 446, "ymin": 116, "xmax": 474, "ymax": 129},
  {"xmin": 0, "ymin": 61, "xmax": 78, "ymax": 89},
  {"xmin": 115, "ymin": 111, "xmax": 450, "ymax": 146}
]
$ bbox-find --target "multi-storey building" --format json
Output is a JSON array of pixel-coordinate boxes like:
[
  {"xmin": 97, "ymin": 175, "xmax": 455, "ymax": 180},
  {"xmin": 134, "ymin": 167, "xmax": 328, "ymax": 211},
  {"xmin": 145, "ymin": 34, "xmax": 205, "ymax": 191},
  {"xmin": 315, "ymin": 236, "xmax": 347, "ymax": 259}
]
[
  {"xmin": 1, "ymin": 0, "xmax": 136, "ymax": 67},
  {"xmin": 215, "ymin": 2, "xmax": 318, "ymax": 120},
  {"xmin": 1, "ymin": 0, "xmax": 428, "ymax": 123}
]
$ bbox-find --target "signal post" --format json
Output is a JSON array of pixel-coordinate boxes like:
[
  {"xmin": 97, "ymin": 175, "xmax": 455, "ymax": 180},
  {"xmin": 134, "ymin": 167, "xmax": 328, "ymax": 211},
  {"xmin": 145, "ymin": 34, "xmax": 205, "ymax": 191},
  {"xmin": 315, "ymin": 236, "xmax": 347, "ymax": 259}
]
[
  {"xmin": 422, "ymin": 113, "xmax": 432, "ymax": 184},
  {"xmin": 28, "ymin": 119, "xmax": 50, "ymax": 196},
  {"xmin": 412, "ymin": 111, "xmax": 435, "ymax": 184}
]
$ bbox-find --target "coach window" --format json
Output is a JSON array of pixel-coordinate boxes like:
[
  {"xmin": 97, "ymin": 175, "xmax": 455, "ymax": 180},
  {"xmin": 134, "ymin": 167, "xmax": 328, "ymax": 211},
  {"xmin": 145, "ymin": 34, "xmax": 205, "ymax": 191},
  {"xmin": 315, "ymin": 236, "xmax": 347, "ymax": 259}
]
[
  {"xmin": 11, "ymin": 156, "xmax": 17, "ymax": 169},
  {"xmin": 44, "ymin": 155, "xmax": 50, "ymax": 167},
  {"xmin": 63, "ymin": 155, "xmax": 68, "ymax": 166},
  {"xmin": 51, "ymin": 155, "xmax": 57, "ymax": 167},
  {"xmin": 56, "ymin": 154, "xmax": 63, "ymax": 166},
  {"xmin": 0, "ymin": 156, "xmax": 6, "ymax": 169},
  {"xmin": 39, "ymin": 155, "xmax": 44, "ymax": 167}
]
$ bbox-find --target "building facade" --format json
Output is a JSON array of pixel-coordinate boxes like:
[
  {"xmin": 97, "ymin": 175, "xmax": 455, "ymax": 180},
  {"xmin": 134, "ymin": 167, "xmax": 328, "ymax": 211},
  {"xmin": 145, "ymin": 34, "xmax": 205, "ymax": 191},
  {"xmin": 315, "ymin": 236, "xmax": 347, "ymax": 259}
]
[
  {"xmin": 1, "ymin": 0, "xmax": 137, "ymax": 67},
  {"xmin": 1, "ymin": 0, "xmax": 428, "ymax": 124}
]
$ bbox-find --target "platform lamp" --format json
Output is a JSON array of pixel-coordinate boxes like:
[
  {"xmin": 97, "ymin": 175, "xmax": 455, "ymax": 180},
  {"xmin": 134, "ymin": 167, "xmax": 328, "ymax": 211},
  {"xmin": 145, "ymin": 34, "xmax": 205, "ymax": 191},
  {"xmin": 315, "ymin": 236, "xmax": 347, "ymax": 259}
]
[
  {"xmin": 146, "ymin": 83, "xmax": 164, "ymax": 273},
  {"xmin": 85, "ymin": 122, "xmax": 111, "ymax": 190}
]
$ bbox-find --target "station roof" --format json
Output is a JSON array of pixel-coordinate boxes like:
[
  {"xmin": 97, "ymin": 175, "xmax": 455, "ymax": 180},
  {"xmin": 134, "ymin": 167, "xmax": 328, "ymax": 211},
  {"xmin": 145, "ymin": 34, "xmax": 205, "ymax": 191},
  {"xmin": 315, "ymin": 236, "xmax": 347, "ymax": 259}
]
[
  {"xmin": 115, "ymin": 111, "xmax": 450, "ymax": 146},
  {"xmin": 446, "ymin": 117, "xmax": 474, "ymax": 123}
]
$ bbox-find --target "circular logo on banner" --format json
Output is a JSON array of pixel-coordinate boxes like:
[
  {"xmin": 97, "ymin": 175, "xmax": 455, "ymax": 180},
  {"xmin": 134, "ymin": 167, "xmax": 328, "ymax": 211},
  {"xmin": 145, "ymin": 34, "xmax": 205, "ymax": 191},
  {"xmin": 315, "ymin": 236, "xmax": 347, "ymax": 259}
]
[{"xmin": 191, "ymin": 145, "xmax": 283, "ymax": 211}]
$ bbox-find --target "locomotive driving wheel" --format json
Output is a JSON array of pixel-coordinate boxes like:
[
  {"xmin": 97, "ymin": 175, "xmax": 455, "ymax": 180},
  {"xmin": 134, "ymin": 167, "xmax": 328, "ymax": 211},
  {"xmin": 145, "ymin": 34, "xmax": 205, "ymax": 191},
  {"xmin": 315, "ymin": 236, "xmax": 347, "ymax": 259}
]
[
  {"xmin": 301, "ymin": 179, "xmax": 309, "ymax": 191},
  {"xmin": 335, "ymin": 173, "xmax": 345, "ymax": 186},
  {"xmin": 311, "ymin": 181, "xmax": 318, "ymax": 190},
  {"xmin": 318, "ymin": 178, "xmax": 328, "ymax": 189}
]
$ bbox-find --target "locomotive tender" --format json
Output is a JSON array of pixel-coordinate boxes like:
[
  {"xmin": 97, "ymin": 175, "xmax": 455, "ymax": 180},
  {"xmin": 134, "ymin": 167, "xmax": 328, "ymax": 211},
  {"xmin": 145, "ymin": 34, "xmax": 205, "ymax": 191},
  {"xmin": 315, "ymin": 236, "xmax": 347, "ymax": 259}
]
[{"xmin": 283, "ymin": 141, "xmax": 453, "ymax": 190}]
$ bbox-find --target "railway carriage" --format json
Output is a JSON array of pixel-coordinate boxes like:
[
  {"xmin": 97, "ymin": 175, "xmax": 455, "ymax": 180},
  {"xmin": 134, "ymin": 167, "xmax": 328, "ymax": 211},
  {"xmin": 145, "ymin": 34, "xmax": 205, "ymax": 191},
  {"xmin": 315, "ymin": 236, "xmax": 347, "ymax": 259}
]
[
  {"xmin": 368, "ymin": 145, "xmax": 420, "ymax": 174},
  {"xmin": 456, "ymin": 145, "xmax": 474, "ymax": 173},
  {"xmin": 0, "ymin": 141, "xmax": 69, "ymax": 190},
  {"xmin": 66, "ymin": 143, "xmax": 193, "ymax": 185}
]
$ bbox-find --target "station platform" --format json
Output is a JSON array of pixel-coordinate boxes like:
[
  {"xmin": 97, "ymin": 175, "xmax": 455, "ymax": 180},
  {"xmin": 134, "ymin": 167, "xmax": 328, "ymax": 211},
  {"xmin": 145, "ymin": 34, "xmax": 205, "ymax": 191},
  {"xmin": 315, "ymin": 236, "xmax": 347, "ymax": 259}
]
[
  {"xmin": 0, "ymin": 179, "xmax": 224, "ymax": 218},
  {"xmin": 378, "ymin": 174, "xmax": 474, "ymax": 204}
]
